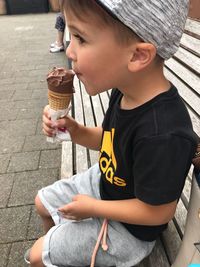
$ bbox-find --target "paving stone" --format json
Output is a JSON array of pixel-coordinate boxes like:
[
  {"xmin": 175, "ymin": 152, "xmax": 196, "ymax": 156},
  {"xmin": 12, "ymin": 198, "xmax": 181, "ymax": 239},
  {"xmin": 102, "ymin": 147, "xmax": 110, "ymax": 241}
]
[
  {"xmin": 15, "ymin": 74, "xmax": 45, "ymax": 83},
  {"xmin": 28, "ymin": 69, "xmax": 47, "ymax": 77},
  {"xmin": 0, "ymin": 101, "xmax": 15, "ymax": 110},
  {"xmin": 27, "ymin": 81, "xmax": 47, "ymax": 90},
  {"xmin": 1, "ymin": 83, "xmax": 28, "ymax": 91},
  {"xmin": 11, "ymin": 76, "xmax": 31, "ymax": 84},
  {"xmin": 14, "ymin": 98, "xmax": 47, "ymax": 109},
  {"xmin": 0, "ymin": 135, "xmax": 25, "ymax": 154},
  {"xmin": 7, "ymin": 151, "xmax": 40, "ymax": 173},
  {"xmin": 17, "ymin": 107, "xmax": 43, "ymax": 119},
  {"xmin": 0, "ymin": 106, "xmax": 18, "ymax": 121},
  {"xmin": 40, "ymin": 149, "xmax": 62, "ymax": 169},
  {"xmin": 0, "ymin": 77, "xmax": 15, "ymax": 85},
  {"xmin": 0, "ymin": 70, "xmax": 14, "ymax": 79},
  {"xmin": 0, "ymin": 173, "xmax": 14, "ymax": 208},
  {"xmin": 36, "ymin": 118, "xmax": 43, "ymax": 135},
  {"xmin": 7, "ymin": 119, "xmax": 38, "ymax": 136},
  {"xmin": 12, "ymin": 89, "xmax": 33, "ymax": 101},
  {"xmin": 7, "ymin": 241, "xmax": 34, "ymax": 267},
  {"xmin": 0, "ymin": 206, "xmax": 31, "ymax": 243},
  {"xmin": 0, "ymin": 154, "xmax": 11, "ymax": 174},
  {"xmin": 0, "ymin": 121, "xmax": 8, "ymax": 136},
  {"xmin": 8, "ymin": 168, "xmax": 58, "ymax": 206},
  {"xmin": 0, "ymin": 90, "xmax": 14, "ymax": 100},
  {"xmin": 0, "ymin": 244, "xmax": 11, "ymax": 267},
  {"xmin": 35, "ymin": 64, "xmax": 50, "ymax": 70},
  {"xmin": 23, "ymin": 135, "xmax": 60, "ymax": 152},
  {"xmin": 11, "ymin": 64, "xmax": 34, "ymax": 71},
  {"xmin": 27, "ymin": 206, "xmax": 45, "ymax": 239},
  {"xmin": 32, "ymin": 88, "xmax": 47, "ymax": 99},
  {"xmin": 14, "ymin": 69, "xmax": 33, "ymax": 78}
]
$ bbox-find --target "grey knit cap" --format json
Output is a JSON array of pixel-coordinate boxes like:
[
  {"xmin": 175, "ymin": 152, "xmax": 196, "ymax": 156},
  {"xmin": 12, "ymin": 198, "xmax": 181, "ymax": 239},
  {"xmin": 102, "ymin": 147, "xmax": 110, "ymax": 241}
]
[{"xmin": 95, "ymin": 0, "xmax": 189, "ymax": 59}]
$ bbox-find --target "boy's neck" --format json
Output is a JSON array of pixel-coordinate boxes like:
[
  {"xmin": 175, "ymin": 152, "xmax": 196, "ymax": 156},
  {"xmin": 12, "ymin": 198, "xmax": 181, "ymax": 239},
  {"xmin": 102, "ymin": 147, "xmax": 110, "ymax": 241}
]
[{"xmin": 120, "ymin": 64, "xmax": 171, "ymax": 110}]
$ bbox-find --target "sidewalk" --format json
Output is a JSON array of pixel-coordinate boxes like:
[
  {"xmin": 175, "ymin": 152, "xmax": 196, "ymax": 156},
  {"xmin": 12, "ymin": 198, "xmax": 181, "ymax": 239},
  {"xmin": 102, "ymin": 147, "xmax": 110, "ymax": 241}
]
[{"xmin": 0, "ymin": 13, "xmax": 67, "ymax": 267}]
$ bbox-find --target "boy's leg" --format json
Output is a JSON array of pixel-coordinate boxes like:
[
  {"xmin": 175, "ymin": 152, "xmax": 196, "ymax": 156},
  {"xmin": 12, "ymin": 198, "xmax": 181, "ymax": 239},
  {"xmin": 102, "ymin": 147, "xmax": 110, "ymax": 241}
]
[
  {"xmin": 28, "ymin": 164, "xmax": 154, "ymax": 266},
  {"xmin": 35, "ymin": 195, "xmax": 54, "ymax": 233},
  {"xmin": 29, "ymin": 236, "xmax": 45, "ymax": 267}
]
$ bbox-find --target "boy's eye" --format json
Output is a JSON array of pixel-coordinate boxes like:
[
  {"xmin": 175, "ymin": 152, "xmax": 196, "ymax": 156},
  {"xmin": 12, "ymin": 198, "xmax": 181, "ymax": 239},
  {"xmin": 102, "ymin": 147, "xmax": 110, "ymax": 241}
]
[{"xmin": 74, "ymin": 34, "xmax": 85, "ymax": 44}]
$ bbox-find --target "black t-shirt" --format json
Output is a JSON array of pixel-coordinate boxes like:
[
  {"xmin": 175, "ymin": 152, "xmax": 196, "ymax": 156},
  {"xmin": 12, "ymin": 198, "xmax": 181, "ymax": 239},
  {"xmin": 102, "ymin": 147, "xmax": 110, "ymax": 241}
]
[{"xmin": 99, "ymin": 86, "xmax": 198, "ymax": 241}]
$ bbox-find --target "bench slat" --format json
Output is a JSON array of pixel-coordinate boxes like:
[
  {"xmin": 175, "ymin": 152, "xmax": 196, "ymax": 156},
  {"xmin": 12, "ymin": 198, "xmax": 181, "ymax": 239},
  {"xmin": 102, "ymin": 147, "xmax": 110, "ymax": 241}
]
[
  {"xmin": 162, "ymin": 221, "xmax": 182, "ymax": 264},
  {"xmin": 61, "ymin": 106, "xmax": 73, "ymax": 178},
  {"xmin": 188, "ymin": 109, "xmax": 200, "ymax": 137},
  {"xmin": 174, "ymin": 47, "xmax": 200, "ymax": 76},
  {"xmin": 91, "ymin": 94, "xmax": 105, "ymax": 125},
  {"xmin": 174, "ymin": 200, "xmax": 188, "ymax": 237},
  {"xmin": 73, "ymin": 77, "xmax": 88, "ymax": 173},
  {"xmin": 182, "ymin": 177, "xmax": 192, "ymax": 203},
  {"xmin": 164, "ymin": 68, "xmax": 200, "ymax": 117},
  {"xmin": 185, "ymin": 18, "xmax": 200, "ymax": 37},
  {"xmin": 181, "ymin": 33, "xmax": 200, "ymax": 56},
  {"xmin": 98, "ymin": 92, "xmax": 110, "ymax": 115},
  {"xmin": 80, "ymin": 83, "xmax": 99, "ymax": 166},
  {"xmin": 61, "ymin": 141, "xmax": 73, "ymax": 178},
  {"xmin": 138, "ymin": 238, "xmax": 170, "ymax": 267},
  {"xmin": 165, "ymin": 58, "xmax": 200, "ymax": 94}
]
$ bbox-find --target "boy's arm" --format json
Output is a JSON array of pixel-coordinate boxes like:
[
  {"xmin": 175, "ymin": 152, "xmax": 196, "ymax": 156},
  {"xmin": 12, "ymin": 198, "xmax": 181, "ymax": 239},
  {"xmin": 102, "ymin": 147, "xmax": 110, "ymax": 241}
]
[
  {"xmin": 93, "ymin": 197, "xmax": 177, "ymax": 225},
  {"xmin": 69, "ymin": 123, "xmax": 103, "ymax": 151},
  {"xmin": 59, "ymin": 195, "xmax": 177, "ymax": 226}
]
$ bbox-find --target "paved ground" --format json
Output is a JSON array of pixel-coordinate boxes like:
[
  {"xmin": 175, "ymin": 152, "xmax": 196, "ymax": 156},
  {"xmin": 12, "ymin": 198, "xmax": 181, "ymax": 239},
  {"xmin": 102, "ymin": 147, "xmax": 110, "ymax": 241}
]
[{"xmin": 0, "ymin": 13, "xmax": 68, "ymax": 267}]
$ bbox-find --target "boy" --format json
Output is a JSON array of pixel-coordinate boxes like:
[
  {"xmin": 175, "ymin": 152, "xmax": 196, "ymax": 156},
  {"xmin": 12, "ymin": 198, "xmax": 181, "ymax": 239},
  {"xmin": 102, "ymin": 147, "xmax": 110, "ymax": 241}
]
[{"xmin": 28, "ymin": 0, "xmax": 198, "ymax": 266}]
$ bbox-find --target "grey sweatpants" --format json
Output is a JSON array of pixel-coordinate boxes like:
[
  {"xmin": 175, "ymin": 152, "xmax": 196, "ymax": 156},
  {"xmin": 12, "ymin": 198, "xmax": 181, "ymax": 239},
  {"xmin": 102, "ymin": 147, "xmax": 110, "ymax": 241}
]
[{"xmin": 38, "ymin": 164, "xmax": 155, "ymax": 267}]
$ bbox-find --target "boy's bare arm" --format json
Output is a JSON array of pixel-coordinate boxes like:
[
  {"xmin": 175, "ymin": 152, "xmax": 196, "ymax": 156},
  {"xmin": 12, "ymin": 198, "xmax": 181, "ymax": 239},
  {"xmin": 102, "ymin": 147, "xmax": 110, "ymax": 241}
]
[
  {"xmin": 59, "ymin": 194, "xmax": 177, "ymax": 226},
  {"xmin": 93, "ymin": 197, "xmax": 177, "ymax": 225},
  {"xmin": 69, "ymin": 123, "xmax": 103, "ymax": 151}
]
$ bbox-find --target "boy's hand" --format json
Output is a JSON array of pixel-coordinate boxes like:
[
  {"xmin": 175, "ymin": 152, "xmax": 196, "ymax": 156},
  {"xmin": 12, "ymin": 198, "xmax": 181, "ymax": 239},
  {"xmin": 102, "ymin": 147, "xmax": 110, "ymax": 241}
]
[
  {"xmin": 42, "ymin": 105, "xmax": 78, "ymax": 137},
  {"xmin": 58, "ymin": 194, "xmax": 97, "ymax": 221}
]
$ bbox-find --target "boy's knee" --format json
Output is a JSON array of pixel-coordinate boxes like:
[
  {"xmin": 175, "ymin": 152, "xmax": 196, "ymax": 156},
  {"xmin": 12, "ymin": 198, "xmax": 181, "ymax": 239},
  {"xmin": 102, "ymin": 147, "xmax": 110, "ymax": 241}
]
[
  {"xmin": 30, "ymin": 237, "xmax": 45, "ymax": 267},
  {"xmin": 35, "ymin": 194, "xmax": 50, "ymax": 217}
]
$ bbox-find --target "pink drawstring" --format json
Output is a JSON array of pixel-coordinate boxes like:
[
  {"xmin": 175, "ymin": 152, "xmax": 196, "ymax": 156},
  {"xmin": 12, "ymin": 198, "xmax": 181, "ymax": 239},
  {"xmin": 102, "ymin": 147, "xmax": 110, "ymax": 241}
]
[{"xmin": 90, "ymin": 219, "xmax": 108, "ymax": 267}]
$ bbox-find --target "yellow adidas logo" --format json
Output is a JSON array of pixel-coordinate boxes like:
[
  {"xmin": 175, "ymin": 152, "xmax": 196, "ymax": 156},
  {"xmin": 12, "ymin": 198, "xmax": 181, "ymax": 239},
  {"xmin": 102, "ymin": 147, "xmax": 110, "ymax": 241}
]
[{"xmin": 99, "ymin": 129, "xmax": 126, "ymax": 187}]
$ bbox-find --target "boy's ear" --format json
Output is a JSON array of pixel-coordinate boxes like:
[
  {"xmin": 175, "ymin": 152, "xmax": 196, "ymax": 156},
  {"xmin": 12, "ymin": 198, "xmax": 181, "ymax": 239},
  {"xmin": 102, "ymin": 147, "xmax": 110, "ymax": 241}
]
[{"xmin": 128, "ymin": 43, "xmax": 157, "ymax": 72}]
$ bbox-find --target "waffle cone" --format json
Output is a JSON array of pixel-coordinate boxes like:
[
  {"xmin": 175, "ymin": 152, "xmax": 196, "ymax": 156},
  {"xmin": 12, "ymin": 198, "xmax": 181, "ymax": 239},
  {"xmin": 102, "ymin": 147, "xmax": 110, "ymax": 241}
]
[{"xmin": 48, "ymin": 90, "xmax": 72, "ymax": 110}]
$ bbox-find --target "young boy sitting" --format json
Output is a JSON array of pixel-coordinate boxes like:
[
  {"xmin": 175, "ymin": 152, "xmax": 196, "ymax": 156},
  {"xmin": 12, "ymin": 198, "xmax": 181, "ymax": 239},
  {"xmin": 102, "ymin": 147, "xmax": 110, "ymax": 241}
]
[{"xmin": 27, "ymin": 0, "xmax": 198, "ymax": 266}]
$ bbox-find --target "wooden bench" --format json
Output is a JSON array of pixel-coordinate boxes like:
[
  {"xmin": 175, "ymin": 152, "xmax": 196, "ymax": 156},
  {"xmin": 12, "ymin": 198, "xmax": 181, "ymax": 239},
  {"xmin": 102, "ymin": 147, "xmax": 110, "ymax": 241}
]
[{"xmin": 62, "ymin": 18, "xmax": 200, "ymax": 266}]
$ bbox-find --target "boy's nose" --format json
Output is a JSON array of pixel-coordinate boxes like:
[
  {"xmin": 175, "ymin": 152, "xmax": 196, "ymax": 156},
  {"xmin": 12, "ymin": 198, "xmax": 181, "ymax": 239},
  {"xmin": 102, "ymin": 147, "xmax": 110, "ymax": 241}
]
[{"xmin": 66, "ymin": 41, "xmax": 76, "ymax": 62}]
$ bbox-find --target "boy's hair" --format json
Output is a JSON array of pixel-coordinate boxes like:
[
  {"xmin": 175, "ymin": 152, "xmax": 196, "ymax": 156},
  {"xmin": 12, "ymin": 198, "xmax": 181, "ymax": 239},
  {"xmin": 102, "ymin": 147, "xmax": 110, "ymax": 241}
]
[{"xmin": 64, "ymin": 0, "xmax": 141, "ymax": 46}]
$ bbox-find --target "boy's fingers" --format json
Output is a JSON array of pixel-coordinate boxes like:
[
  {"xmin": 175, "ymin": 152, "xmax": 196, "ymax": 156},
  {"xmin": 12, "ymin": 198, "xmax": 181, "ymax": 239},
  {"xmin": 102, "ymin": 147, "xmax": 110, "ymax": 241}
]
[
  {"xmin": 43, "ymin": 105, "xmax": 51, "ymax": 118},
  {"xmin": 56, "ymin": 117, "xmax": 68, "ymax": 129},
  {"xmin": 42, "ymin": 114, "xmax": 51, "ymax": 127},
  {"xmin": 43, "ymin": 104, "xmax": 50, "ymax": 113},
  {"xmin": 42, "ymin": 121, "xmax": 54, "ymax": 135}
]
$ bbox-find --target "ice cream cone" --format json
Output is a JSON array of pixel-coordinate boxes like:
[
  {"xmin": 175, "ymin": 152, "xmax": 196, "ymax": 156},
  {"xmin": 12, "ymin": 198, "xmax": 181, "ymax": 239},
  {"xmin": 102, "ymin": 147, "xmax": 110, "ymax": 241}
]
[
  {"xmin": 48, "ymin": 90, "xmax": 72, "ymax": 111},
  {"xmin": 47, "ymin": 67, "xmax": 75, "ymax": 111},
  {"xmin": 46, "ymin": 67, "xmax": 75, "ymax": 143}
]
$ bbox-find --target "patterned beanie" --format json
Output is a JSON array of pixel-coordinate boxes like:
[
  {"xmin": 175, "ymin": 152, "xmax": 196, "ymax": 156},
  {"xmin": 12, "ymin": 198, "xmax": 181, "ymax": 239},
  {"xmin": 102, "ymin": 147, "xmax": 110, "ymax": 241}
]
[{"xmin": 95, "ymin": 0, "xmax": 189, "ymax": 59}]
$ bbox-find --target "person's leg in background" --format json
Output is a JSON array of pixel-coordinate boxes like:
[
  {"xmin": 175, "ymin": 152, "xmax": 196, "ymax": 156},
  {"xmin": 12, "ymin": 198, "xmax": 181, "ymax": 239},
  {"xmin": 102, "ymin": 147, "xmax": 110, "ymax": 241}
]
[{"xmin": 50, "ymin": 12, "xmax": 65, "ymax": 53}]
